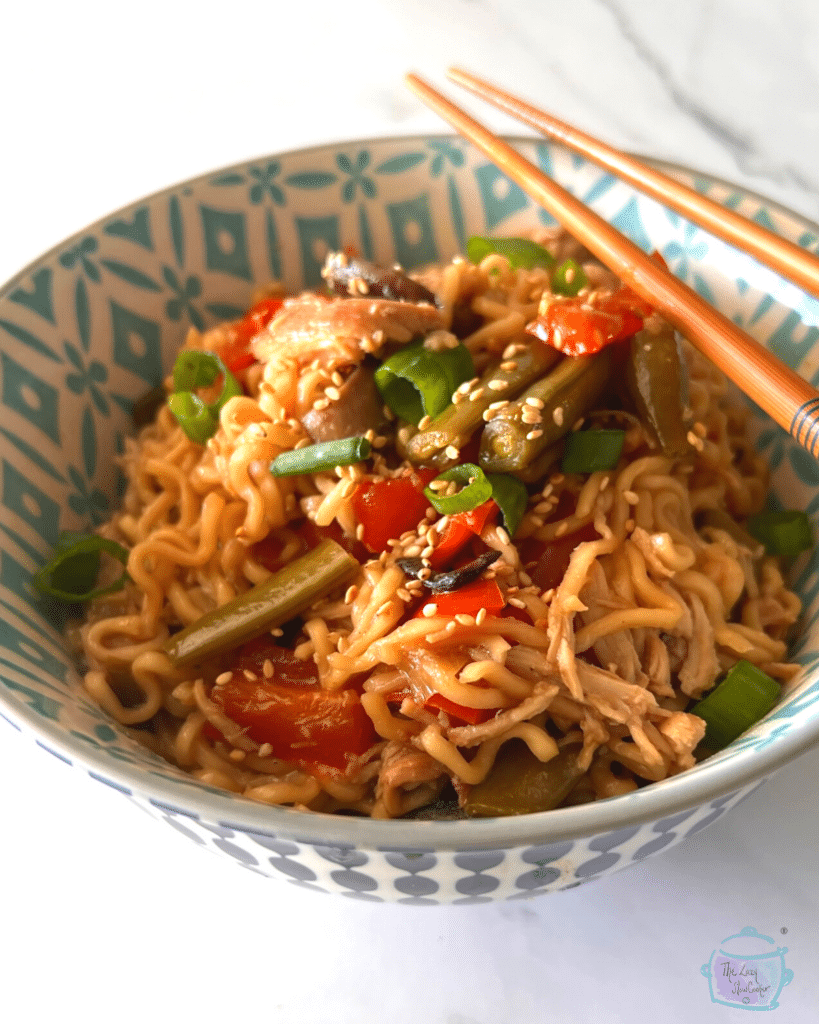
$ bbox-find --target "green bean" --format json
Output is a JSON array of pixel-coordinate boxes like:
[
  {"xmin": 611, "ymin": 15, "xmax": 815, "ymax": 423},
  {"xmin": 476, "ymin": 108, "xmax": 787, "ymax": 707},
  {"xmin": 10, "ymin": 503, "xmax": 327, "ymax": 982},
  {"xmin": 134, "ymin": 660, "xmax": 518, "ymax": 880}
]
[
  {"xmin": 464, "ymin": 742, "xmax": 584, "ymax": 817},
  {"xmin": 479, "ymin": 349, "xmax": 613, "ymax": 473},
  {"xmin": 406, "ymin": 341, "xmax": 561, "ymax": 464},
  {"xmin": 163, "ymin": 538, "xmax": 359, "ymax": 667},
  {"xmin": 626, "ymin": 323, "xmax": 691, "ymax": 457},
  {"xmin": 270, "ymin": 436, "xmax": 371, "ymax": 476}
]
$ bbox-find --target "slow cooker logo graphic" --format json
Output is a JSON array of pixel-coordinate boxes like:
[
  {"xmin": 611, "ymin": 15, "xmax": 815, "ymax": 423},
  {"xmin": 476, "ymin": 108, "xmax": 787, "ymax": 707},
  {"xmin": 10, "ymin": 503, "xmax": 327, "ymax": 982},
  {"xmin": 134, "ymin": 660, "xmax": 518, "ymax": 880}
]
[{"xmin": 701, "ymin": 926, "xmax": 794, "ymax": 1010}]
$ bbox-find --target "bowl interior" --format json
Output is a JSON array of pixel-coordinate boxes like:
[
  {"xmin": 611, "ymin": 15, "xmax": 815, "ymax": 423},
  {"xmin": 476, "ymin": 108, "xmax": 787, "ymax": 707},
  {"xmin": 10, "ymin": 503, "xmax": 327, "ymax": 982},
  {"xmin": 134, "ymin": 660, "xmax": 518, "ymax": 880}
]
[{"xmin": 2, "ymin": 134, "xmax": 819, "ymax": 845}]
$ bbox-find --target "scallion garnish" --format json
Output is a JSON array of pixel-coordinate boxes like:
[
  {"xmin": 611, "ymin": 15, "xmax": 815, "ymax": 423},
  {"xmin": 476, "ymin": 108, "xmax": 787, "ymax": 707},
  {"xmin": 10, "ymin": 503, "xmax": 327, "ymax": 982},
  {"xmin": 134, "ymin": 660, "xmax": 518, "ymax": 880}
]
[
  {"xmin": 466, "ymin": 236, "xmax": 556, "ymax": 270},
  {"xmin": 375, "ymin": 338, "xmax": 474, "ymax": 425},
  {"xmin": 168, "ymin": 350, "xmax": 242, "ymax": 444},
  {"xmin": 746, "ymin": 509, "xmax": 813, "ymax": 558},
  {"xmin": 32, "ymin": 532, "xmax": 129, "ymax": 602},
  {"xmin": 561, "ymin": 429, "xmax": 625, "ymax": 475},
  {"xmin": 424, "ymin": 463, "xmax": 493, "ymax": 515},
  {"xmin": 552, "ymin": 258, "xmax": 588, "ymax": 297},
  {"xmin": 487, "ymin": 473, "xmax": 528, "ymax": 538},
  {"xmin": 691, "ymin": 660, "xmax": 780, "ymax": 751},
  {"xmin": 270, "ymin": 436, "xmax": 372, "ymax": 477}
]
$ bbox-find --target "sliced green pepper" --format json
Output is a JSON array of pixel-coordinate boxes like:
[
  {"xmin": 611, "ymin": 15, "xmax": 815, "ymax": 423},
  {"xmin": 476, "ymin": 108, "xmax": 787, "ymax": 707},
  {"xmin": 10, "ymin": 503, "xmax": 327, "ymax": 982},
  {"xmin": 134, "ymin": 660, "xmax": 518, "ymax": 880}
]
[
  {"xmin": 626, "ymin": 323, "xmax": 691, "ymax": 457},
  {"xmin": 464, "ymin": 742, "xmax": 584, "ymax": 817}
]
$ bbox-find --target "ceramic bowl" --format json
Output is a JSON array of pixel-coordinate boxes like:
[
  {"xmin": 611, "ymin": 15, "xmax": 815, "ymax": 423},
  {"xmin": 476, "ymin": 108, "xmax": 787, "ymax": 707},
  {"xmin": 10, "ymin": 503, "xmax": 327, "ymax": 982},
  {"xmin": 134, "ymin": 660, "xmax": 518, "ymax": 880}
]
[{"xmin": 2, "ymin": 135, "xmax": 819, "ymax": 905}]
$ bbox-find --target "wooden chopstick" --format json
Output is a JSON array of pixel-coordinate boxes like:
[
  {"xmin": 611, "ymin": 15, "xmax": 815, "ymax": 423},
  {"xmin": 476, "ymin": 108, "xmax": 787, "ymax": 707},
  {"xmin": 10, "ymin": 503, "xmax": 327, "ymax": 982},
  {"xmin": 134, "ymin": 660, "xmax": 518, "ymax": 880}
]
[
  {"xmin": 404, "ymin": 72, "xmax": 819, "ymax": 459},
  {"xmin": 448, "ymin": 66, "xmax": 819, "ymax": 301}
]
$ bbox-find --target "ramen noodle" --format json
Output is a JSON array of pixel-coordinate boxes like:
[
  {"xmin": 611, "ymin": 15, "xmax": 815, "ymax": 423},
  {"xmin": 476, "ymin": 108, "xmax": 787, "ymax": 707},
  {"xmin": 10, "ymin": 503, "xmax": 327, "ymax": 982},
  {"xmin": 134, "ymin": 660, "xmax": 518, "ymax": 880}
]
[{"xmin": 68, "ymin": 229, "xmax": 802, "ymax": 819}]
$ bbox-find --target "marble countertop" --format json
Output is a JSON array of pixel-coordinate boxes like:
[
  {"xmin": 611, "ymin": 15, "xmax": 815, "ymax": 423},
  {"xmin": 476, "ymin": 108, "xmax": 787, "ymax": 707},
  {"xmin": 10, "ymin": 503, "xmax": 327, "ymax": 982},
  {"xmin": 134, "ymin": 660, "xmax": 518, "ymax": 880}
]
[{"xmin": 1, "ymin": 2, "xmax": 817, "ymax": 1021}]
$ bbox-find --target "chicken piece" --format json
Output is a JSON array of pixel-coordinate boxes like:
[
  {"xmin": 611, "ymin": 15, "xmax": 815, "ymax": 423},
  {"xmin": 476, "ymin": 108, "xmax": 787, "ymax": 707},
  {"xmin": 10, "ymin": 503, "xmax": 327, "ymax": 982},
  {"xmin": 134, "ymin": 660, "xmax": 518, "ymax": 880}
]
[{"xmin": 252, "ymin": 293, "xmax": 443, "ymax": 371}]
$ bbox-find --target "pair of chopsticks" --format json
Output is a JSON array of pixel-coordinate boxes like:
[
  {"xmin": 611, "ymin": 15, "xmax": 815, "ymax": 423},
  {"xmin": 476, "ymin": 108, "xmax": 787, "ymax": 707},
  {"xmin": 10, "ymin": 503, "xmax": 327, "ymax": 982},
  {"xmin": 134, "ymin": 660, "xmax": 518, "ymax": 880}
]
[{"xmin": 405, "ymin": 70, "xmax": 819, "ymax": 460}]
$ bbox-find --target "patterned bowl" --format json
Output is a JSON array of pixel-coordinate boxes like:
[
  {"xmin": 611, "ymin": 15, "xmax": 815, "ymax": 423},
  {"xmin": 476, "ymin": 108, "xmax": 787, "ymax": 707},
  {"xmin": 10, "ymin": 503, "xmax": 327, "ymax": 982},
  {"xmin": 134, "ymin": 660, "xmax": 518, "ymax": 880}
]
[{"xmin": 2, "ymin": 135, "xmax": 819, "ymax": 905}]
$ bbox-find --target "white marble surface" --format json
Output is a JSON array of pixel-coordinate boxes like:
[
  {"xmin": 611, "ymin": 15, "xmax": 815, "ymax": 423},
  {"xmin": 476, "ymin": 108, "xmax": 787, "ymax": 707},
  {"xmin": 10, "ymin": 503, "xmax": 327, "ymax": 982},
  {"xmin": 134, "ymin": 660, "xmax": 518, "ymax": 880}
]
[{"xmin": 1, "ymin": 2, "xmax": 818, "ymax": 1021}]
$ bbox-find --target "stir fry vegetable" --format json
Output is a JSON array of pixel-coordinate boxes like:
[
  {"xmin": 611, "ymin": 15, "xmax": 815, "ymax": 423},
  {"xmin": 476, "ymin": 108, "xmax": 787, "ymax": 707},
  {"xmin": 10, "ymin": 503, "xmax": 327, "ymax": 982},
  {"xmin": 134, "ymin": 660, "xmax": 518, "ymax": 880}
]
[
  {"xmin": 168, "ymin": 350, "xmax": 242, "ymax": 444},
  {"xmin": 375, "ymin": 337, "xmax": 474, "ymax": 424},
  {"xmin": 209, "ymin": 638, "xmax": 376, "ymax": 777},
  {"xmin": 270, "ymin": 436, "xmax": 372, "ymax": 476},
  {"xmin": 466, "ymin": 235, "xmax": 556, "ymax": 270},
  {"xmin": 32, "ymin": 533, "xmax": 130, "ymax": 602},
  {"xmin": 323, "ymin": 252, "xmax": 437, "ymax": 304},
  {"xmin": 480, "ymin": 348, "xmax": 614, "ymax": 473},
  {"xmin": 424, "ymin": 463, "xmax": 493, "ymax": 515},
  {"xmin": 747, "ymin": 510, "xmax": 813, "ymax": 558},
  {"xmin": 464, "ymin": 742, "xmax": 584, "ymax": 817},
  {"xmin": 406, "ymin": 340, "xmax": 561, "ymax": 464},
  {"xmin": 626, "ymin": 321, "xmax": 691, "ymax": 457},
  {"xmin": 561, "ymin": 428, "xmax": 625, "ymax": 475},
  {"xmin": 164, "ymin": 539, "xmax": 358, "ymax": 666},
  {"xmin": 691, "ymin": 660, "xmax": 780, "ymax": 750}
]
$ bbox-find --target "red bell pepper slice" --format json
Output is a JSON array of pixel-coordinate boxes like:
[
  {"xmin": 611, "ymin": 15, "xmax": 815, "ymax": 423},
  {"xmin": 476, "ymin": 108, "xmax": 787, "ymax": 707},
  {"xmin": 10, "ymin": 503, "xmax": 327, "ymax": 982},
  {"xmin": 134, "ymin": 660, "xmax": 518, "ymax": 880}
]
[
  {"xmin": 417, "ymin": 578, "xmax": 506, "ymax": 618},
  {"xmin": 528, "ymin": 522, "xmax": 600, "ymax": 592},
  {"xmin": 526, "ymin": 289, "xmax": 648, "ymax": 357},
  {"xmin": 385, "ymin": 686, "xmax": 496, "ymax": 726},
  {"xmin": 352, "ymin": 468, "xmax": 438, "ymax": 553},
  {"xmin": 428, "ymin": 499, "xmax": 499, "ymax": 570},
  {"xmin": 209, "ymin": 638, "xmax": 376, "ymax": 777},
  {"xmin": 218, "ymin": 296, "xmax": 284, "ymax": 374}
]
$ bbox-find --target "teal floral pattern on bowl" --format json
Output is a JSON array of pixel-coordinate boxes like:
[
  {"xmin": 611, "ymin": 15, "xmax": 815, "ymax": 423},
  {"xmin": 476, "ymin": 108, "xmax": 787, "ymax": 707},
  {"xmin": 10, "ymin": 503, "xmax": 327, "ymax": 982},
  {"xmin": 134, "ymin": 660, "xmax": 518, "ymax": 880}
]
[{"xmin": 2, "ymin": 135, "xmax": 819, "ymax": 903}]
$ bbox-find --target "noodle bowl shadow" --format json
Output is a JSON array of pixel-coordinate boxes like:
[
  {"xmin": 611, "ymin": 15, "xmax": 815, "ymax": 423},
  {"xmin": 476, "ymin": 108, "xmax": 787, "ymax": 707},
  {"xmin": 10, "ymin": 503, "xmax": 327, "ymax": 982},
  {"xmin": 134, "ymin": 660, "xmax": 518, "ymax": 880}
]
[{"xmin": 2, "ymin": 135, "xmax": 819, "ymax": 903}]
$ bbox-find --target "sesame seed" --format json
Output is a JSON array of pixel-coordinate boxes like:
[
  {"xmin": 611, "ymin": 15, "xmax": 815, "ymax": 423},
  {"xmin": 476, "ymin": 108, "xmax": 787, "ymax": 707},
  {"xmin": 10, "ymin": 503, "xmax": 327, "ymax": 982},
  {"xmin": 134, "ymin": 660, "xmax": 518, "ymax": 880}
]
[
  {"xmin": 215, "ymin": 672, "xmax": 232, "ymax": 686},
  {"xmin": 376, "ymin": 600, "xmax": 393, "ymax": 617},
  {"xmin": 468, "ymin": 387, "xmax": 485, "ymax": 402},
  {"xmin": 243, "ymin": 669, "xmax": 258, "ymax": 681},
  {"xmin": 623, "ymin": 489, "xmax": 640, "ymax": 505},
  {"xmin": 526, "ymin": 429, "xmax": 544, "ymax": 440},
  {"xmin": 270, "ymin": 628, "xmax": 284, "ymax": 637},
  {"xmin": 418, "ymin": 567, "xmax": 433, "ymax": 581},
  {"xmin": 325, "ymin": 386, "xmax": 341, "ymax": 402},
  {"xmin": 475, "ymin": 608, "xmax": 487, "ymax": 626},
  {"xmin": 555, "ymin": 522, "xmax": 568, "ymax": 536},
  {"xmin": 229, "ymin": 749, "xmax": 246, "ymax": 761},
  {"xmin": 687, "ymin": 429, "xmax": 705, "ymax": 451},
  {"xmin": 552, "ymin": 407, "xmax": 564, "ymax": 426},
  {"xmin": 526, "ymin": 397, "xmax": 545, "ymax": 409},
  {"xmin": 508, "ymin": 597, "xmax": 526, "ymax": 609},
  {"xmin": 355, "ymin": 524, "xmax": 365, "ymax": 541},
  {"xmin": 455, "ymin": 613, "xmax": 475, "ymax": 626},
  {"xmin": 418, "ymin": 415, "xmax": 432, "ymax": 430},
  {"xmin": 497, "ymin": 527, "xmax": 510, "ymax": 545},
  {"xmin": 487, "ymin": 379, "xmax": 508, "ymax": 391},
  {"xmin": 397, "ymin": 588, "xmax": 412, "ymax": 602},
  {"xmin": 500, "ymin": 360, "xmax": 518, "ymax": 371},
  {"xmin": 262, "ymin": 660, "xmax": 274, "ymax": 679},
  {"xmin": 313, "ymin": 398, "xmax": 330, "ymax": 411},
  {"xmin": 258, "ymin": 743, "xmax": 273, "ymax": 757},
  {"xmin": 422, "ymin": 603, "xmax": 438, "ymax": 617},
  {"xmin": 489, "ymin": 400, "xmax": 509, "ymax": 410},
  {"xmin": 445, "ymin": 445, "xmax": 460, "ymax": 460}
]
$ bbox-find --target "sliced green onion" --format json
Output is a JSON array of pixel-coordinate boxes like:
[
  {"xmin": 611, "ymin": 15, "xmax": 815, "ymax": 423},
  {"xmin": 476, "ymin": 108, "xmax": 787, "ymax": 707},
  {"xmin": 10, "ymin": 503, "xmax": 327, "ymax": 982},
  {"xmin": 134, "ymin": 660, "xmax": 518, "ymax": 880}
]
[
  {"xmin": 164, "ymin": 538, "xmax": 359, "ymax": 666},
  {"xmin": 691, "ymin": 660, "xmax": 780, "ymax": 751},
  {"xmin": 32, "ymin": 532, "xmax": 129, "ymax": 603},
  {"xmin": 168, "ymin": 350, "xmax": 242, "ymax": 443},
  {"xmin": 561, "ymin": 429, "xmax": 625, "ymax": 475},
  {"xmin": 375, "ymin": 338, "xmax": 474, "ymax": 425},
  {"xmin": 424, "ymin": 463, "xmax": 493, "ymax": 516},
  {"xmin": 552, "ymin": 258, "xmax": 588, "ymax": 297},
  {"xmin": 466, "ymin": 236, "xmax": 556, "ymax": 270},
  {"xmin": 270, "ymin": 436, "xmax": 372, "ymax": 477},
  {"xmin": 746, "ymin": 510, "xmax": 813, "ymax": 558},
  {"xmin": 487, "ymin": 473, "xmax": 528, "ymax": 539}
]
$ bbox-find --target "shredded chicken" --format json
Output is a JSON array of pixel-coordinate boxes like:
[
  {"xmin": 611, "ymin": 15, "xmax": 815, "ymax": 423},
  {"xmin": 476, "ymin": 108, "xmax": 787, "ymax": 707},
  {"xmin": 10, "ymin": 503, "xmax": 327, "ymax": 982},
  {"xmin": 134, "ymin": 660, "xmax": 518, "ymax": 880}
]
[{"xmin": 253, "ymin": 294, "xmax": 443, "ymax": 370}]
